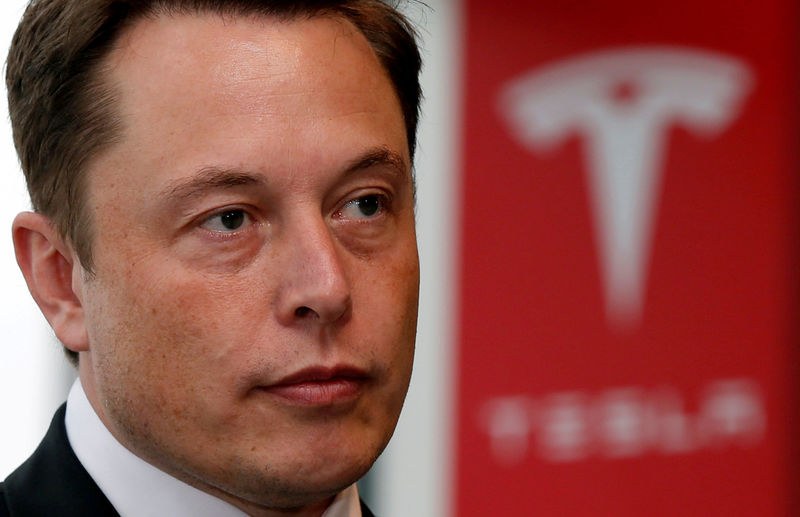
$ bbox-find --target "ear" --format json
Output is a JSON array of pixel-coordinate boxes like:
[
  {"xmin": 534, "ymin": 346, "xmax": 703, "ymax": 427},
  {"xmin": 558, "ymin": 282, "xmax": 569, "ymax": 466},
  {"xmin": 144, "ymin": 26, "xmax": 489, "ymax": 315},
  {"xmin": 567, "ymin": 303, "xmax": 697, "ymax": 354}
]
[{"xmin": 12, "ymin": 212, "xmax": 89, "ymax": 352}]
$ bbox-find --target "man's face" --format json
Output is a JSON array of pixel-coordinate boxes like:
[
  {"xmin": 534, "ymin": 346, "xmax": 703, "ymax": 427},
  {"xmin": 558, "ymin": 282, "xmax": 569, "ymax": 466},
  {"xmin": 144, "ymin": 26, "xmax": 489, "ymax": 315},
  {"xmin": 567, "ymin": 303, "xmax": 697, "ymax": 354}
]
[{"xmin": 75, "ymin": 13, "xmax": 418, "ymax": 511}]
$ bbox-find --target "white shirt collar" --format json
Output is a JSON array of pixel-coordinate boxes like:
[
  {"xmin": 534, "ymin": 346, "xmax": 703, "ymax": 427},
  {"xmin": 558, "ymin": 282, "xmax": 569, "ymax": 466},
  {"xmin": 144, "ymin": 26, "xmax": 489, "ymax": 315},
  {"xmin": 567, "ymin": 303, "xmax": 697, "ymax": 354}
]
[{"xmin": 64, "ymin": 379, "xmax": 362, "ymax": 517}]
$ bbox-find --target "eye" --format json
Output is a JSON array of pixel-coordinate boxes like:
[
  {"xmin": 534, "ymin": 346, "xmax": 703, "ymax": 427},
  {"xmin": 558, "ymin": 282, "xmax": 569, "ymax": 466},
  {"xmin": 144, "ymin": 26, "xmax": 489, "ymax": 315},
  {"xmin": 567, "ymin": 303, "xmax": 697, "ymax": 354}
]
[
  {"xmin": 338, "ymin": 194, "xmax": 385, "ymax": 220},
  {"xmin": 200, "ymin": 209, "xmax": 252, "ymax": 232}
]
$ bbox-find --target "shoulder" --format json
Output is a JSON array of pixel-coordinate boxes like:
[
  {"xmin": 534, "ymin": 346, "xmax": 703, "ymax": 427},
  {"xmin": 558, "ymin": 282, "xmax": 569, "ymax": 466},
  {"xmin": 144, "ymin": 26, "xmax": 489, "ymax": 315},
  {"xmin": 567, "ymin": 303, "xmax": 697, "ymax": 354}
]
[
  {"xmin": 0, "ymin": 482, "xmax": 10, "ymax": 517},
  {"xmin": 2, "ymin": 404, "xmax": 118, "ymax": 516}
]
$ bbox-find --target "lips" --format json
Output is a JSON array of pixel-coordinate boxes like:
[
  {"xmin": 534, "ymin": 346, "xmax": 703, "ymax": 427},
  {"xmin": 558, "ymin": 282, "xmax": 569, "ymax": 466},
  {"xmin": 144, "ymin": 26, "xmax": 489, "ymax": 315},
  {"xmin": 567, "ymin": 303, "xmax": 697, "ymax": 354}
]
[{"xmin": 260, "ymin": 366, "xmax": 369, "ymax": 406}]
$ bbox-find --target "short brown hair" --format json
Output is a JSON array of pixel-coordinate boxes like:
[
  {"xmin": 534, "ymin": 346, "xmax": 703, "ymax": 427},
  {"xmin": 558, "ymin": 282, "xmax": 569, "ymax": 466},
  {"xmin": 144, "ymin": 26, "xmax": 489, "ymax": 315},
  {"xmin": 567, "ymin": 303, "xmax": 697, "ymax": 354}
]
[{"xmin": 6, "ymin": 0, "xmax": 422, "ymax": 365}]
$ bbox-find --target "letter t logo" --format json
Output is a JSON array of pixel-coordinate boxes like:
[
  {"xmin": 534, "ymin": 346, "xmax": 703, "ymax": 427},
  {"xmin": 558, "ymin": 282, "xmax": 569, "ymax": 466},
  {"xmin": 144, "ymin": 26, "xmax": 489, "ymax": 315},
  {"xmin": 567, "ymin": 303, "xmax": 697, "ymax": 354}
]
[{"xmin": 500, "ymin": 47, "xmax": 753, "ymax": 328}]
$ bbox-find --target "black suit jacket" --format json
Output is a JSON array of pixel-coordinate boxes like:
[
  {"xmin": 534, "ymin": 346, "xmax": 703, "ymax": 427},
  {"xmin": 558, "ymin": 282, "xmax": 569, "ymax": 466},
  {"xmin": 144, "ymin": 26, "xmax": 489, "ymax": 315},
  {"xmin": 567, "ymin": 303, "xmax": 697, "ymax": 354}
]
[{"xmin": 0, "ymin": 404, "xmax": 375, "ymax": 517}]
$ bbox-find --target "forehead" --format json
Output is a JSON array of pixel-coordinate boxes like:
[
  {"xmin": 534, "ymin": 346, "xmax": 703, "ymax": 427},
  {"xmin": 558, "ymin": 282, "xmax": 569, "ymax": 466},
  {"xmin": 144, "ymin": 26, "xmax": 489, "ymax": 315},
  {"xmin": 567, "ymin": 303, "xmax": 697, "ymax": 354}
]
[
  {"xmin": 109, "ymin": 11, "xmax": 383, "ymax": 92},
  {"xmin": 97, "ymin": 12, "xmax": 405, "ymax": 176}
]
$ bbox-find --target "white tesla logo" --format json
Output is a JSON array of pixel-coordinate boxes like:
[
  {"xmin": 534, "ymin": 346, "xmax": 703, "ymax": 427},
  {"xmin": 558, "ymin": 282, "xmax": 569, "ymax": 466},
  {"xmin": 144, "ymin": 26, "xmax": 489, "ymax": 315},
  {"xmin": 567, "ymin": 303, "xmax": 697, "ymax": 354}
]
[{"xmin": 500, "ymin": 47, "xmax": 754, "ymax": 328}]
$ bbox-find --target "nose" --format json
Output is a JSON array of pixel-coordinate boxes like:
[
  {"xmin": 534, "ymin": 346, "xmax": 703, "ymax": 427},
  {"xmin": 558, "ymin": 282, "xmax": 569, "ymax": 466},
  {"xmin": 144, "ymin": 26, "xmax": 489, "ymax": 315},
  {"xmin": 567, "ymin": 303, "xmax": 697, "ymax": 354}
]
[{"xmin": 275, "ymin": 217, "xmax": 352, "ymax": 327}]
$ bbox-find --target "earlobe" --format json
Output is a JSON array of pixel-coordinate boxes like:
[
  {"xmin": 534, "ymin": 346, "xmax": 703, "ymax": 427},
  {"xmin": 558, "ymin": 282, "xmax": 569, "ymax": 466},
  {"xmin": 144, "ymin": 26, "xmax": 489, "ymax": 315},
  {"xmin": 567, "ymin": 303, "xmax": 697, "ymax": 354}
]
[{"xmin": 12, "ymin": 212, "xmax": 89, "ymax": 352}]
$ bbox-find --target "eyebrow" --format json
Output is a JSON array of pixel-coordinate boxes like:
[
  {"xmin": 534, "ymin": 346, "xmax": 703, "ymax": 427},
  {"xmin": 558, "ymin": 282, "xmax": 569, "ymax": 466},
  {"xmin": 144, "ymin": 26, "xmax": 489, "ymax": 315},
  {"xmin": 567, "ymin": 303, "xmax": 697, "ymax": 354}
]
[
  {"xmin": 341, "ymin": 147, "xmax": 409, "ymax": 180},
  {"xmin": 159, "ymin": 167, "xmax": 265, "ymax": 202},
  {"xmin": 159, "ymin": 146, "xmax": 410, "ymax": 202}
]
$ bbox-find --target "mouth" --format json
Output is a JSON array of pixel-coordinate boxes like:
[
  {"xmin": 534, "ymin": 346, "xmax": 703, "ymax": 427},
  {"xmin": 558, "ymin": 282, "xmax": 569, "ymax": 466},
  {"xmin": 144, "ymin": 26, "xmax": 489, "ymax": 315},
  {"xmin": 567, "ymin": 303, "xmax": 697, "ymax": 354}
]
[{"xmin": 259, "ymin": 366, "xmax": 369, "ymax": 406}]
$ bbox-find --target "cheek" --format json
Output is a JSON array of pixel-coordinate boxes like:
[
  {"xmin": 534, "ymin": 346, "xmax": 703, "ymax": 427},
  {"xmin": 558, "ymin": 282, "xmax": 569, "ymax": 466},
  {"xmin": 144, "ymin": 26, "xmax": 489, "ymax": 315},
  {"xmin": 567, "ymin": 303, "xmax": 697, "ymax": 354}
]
[
  {"xmin": 86, "ymin": 259, "xmax": 259, "ymax": 387},
  {"xmin": 354, "ymin": 246, "xmax": 419, "ymax": 365},
  {"xmin": 85, "ymin": 266, "xmax": 273, "ymax": 443}
]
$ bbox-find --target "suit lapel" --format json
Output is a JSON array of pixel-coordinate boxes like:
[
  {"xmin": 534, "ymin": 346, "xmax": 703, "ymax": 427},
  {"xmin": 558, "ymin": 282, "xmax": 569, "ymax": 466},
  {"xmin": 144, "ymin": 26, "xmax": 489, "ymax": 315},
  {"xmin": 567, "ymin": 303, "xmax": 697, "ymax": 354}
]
[{"xmin": 1, "ymin": 404, "xmax": 119, "ymax": 517}]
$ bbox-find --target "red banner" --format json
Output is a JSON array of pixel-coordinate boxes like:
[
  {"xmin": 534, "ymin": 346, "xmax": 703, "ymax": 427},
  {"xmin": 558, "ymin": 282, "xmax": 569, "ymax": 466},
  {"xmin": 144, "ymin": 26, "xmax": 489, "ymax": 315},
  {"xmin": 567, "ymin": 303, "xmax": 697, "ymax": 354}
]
[{"xmin": 456, "ymin": 1, "xmax": 798, "ymax": 515}]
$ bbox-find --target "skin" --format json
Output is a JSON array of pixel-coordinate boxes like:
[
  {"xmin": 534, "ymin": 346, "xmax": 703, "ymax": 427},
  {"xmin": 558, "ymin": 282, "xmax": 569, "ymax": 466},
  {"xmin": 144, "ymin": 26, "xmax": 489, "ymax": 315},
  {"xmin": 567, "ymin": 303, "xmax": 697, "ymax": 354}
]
[{"xmin": 13, "ymin": 13, "xmax": 418, "ymax": 517}]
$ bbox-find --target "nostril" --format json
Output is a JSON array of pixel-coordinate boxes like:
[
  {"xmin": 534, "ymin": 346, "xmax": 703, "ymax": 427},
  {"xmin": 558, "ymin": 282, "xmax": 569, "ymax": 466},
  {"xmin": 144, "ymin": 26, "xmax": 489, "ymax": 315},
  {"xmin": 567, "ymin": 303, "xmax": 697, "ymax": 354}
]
[{"xmin": 295, "ymin": 306, "xmax": 312, "ymax": 318}]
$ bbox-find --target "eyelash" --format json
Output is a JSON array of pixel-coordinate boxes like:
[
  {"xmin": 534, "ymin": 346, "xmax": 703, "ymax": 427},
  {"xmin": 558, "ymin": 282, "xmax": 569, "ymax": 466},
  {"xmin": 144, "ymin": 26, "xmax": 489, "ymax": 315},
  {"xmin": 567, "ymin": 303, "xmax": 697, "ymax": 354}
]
[
  {"xmin": 198, "ymin": 206, "xmax": 258, "ymax": 237},
  {"xmin": 336, "ymin": 193, "xmax": 391, "ymax": 221}
]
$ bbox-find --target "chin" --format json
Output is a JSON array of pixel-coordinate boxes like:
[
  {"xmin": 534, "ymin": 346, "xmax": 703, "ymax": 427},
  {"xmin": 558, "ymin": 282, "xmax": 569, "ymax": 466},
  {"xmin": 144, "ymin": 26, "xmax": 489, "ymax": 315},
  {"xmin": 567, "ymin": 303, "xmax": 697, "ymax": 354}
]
[
  {"xmin": 200, "ymin": 420, "xmax": 386, "ymax": 505},
  {"xmin": 212, "ymin": 448, "xmax": 375, "ymax": 510}
]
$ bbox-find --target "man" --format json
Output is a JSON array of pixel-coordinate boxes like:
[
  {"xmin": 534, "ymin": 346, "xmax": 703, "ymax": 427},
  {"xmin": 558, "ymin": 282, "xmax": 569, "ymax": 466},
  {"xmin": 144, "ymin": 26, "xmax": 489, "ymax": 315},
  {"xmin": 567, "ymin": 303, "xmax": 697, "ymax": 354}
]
[{"xmin": 0, "ymin": 1, "xmax": 422, "ymax": 516}]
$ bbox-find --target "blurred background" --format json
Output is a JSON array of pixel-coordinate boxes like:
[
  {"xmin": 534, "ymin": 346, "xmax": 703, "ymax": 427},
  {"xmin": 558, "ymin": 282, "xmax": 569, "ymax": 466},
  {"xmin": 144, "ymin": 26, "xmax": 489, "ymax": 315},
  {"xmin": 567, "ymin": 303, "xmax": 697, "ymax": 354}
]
[{"xmin": 1, "ymin": 1, "xmax": 798, "ymax": 516}]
